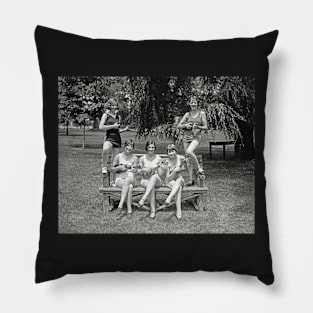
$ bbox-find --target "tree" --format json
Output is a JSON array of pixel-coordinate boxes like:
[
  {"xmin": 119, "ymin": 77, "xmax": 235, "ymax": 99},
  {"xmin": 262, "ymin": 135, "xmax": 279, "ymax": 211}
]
[
  {"xmin": 58, "ymin": 76, "xmax": 131, "ymax": 147},
  {"xmin": 202, "ymin": 76, "xmax": 255, "ymax": 159},
  {"xmin": 129, "ymin": 76, "xmax": 255, "ymax": 159},
  {"xmin": 59, "ymin": 76, "xmax": 255, "ymax": 158}
]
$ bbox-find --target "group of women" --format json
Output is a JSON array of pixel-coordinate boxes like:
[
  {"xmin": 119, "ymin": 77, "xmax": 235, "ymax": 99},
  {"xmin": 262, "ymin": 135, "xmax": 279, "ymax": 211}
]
[{"xmin": 99, "ymin": 97, "xmax": 208, "ymax": 219}]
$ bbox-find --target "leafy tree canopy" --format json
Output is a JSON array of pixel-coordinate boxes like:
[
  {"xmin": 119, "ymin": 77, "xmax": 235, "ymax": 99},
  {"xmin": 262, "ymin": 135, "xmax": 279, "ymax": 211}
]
[{"xmin": 58, "ymin": 76, "xmax": 255, "ymax": 142}]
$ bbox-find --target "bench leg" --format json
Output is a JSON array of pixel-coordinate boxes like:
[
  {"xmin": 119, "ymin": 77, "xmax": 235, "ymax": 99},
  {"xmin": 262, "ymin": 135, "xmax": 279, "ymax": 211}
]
[
  {"xmin": 102, "ymin": 173, "xmax": 110, "ymax": 187},
  {"xmin": 197, "ymin": 195, "xmax": 206, "ymax": 211},
  {"xmin": 109, "ymin": 197, "xmax": 114, "ymax": 212},
  {"xmin": 191, "ymin": 198, "xmax": 199, "ymax": 211},
  {"xmin": 103, "ymin": 195, "xmax": 110, "ymax": 214}
]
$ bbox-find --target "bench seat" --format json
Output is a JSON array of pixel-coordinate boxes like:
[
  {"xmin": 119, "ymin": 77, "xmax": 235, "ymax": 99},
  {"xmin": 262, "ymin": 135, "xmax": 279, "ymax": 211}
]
[{"xmin": 99, "ymin": 153, "xmax": 208, "ymax": 214}]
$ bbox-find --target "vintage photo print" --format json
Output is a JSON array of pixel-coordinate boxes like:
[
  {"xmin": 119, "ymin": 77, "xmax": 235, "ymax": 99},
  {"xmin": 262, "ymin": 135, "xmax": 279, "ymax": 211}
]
[{"xmin": 58, "ymin": 76, "xmax": 255, "ymax": 234}]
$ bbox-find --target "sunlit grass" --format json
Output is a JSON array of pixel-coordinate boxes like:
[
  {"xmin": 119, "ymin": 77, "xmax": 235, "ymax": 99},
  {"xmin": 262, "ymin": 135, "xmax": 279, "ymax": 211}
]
[{"xmin": 58, "ymin": 129, "xmax": 254, "ymax": 234}]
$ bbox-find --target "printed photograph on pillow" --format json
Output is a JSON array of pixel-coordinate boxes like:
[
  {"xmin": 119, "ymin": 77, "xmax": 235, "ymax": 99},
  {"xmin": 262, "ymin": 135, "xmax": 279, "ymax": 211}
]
[
  {"xmin": 58, "ymin": 76, "xmax": 255, "ymax": 234},
  {"xmin": 35, "ymin": 26, "xmax": 276, "ymax": 284}
]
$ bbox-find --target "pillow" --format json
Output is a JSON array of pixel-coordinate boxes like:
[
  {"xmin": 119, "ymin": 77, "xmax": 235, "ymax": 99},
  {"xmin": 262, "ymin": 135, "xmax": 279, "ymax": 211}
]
[{"xmin": 35, "ymin": 25, "xmax": 278, "ymax": 285}]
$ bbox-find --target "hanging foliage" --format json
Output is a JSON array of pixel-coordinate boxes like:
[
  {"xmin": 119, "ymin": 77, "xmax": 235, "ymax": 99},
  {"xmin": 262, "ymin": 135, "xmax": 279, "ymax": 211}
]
[{"xmin": 59, "ymin": 76, "xmax": 255, "ymax": 155}]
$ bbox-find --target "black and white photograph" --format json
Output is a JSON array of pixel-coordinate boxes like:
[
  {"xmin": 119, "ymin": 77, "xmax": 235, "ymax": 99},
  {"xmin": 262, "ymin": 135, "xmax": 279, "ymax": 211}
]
[
  {"xmin": 58, "ymin": 76, "xmax": 255, "ymax": 234},
  {"xmin": 3, "ymin": 0, "xmax": 313, "ymax": 311}
]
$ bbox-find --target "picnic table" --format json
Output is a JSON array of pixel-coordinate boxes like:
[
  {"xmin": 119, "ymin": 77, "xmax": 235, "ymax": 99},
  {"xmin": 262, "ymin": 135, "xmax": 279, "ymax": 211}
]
[{"xmin": 209, "ymin": 140, "xmax": 235, "ymax": 160}]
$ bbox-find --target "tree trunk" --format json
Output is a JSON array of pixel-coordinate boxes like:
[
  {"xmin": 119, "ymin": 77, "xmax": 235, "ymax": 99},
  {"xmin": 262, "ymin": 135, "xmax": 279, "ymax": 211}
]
[
  {"xmin": 93, "ymin": 117, "xmax": 99, "ymax": 130},
  {"xmin": 66, "ymin": 120, "xmax": 69, "ymax": 136},
  {"xmin": 82, "ymin": 120, "xmax": 86, "ymax": 149},
  {"xmin": 237, "ymin": 120, "xmax": 255, "ymax": 160}
]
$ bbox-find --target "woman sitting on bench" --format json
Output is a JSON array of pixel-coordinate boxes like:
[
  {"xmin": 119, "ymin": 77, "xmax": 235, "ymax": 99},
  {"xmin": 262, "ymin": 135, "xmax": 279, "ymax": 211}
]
[
  {"xmin": 137, "ymin": 141, "xmax": 162, "ymax": 219},
  {"xmin": 162, "ymin": 144, "xmax": 185, "ymax": 219},
  {"xmin": 111, "ymin": 139, "xmax": 137, "ymax": 215},
  {"xmin": 177, "ymin": 97, "xmax": 208, "ymax": 186}
]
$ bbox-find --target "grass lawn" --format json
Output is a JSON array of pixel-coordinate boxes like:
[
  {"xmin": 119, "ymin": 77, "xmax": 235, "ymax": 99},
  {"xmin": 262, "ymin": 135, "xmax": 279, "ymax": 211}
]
[{"xmin": 58, "ymin": 129, "xmax": 254, "ymax": 234}]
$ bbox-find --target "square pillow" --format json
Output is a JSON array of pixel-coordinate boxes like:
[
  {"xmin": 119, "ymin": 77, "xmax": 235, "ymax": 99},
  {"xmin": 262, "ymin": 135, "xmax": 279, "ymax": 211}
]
[{"xmin": 35, "ymin": 25, "xmax": 278, "ymax": 284}]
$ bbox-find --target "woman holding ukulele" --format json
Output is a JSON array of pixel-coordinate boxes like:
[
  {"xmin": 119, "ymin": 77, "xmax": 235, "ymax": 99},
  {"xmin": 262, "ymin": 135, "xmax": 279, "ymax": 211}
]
[
  {"xmin": 177, "ymin": 97, "xmax": 208, "ymax": 186},
  {"xmin": 137, "ymin": 141, "xmax": 162, "ymax": 219},
  {"xmin": 162, "ymin": 144, "xmax": 185, "ymax": 219},
  {"xmin": 99, "ymin": 98, "xmax": 129, "ymax": 176}
]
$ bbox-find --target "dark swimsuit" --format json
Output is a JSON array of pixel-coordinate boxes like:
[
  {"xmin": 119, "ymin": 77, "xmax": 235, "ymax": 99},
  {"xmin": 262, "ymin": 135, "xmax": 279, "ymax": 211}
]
[{"xmin": 105, "ymin": 113, "xmax": 122, "ymax": 148}]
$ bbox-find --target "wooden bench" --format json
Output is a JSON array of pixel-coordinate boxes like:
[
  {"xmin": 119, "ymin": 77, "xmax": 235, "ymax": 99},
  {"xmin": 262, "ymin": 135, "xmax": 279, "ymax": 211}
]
[
  {"xmin": 209, "ymin": 140, "xmax": 235, "ymax": 160},
  {"xmin": 99, "ymin": 154, "xmax": 209, "ymax": 214}
]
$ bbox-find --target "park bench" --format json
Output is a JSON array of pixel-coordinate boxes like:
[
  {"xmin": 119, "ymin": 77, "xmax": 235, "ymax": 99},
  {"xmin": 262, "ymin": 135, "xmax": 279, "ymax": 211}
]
[
  {"xmin": 99, "ymin": 154, "xmax": 209, "ymax": 214},
  {"xmin": 209, "ymin": 140, "xmax": 235, "ymax": 160}
]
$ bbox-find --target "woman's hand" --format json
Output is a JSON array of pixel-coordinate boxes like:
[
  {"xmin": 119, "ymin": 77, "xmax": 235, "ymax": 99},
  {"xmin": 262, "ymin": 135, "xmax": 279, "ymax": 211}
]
[
  {"xmin": 124, "ymin": 164, "xmax": 132, "ymax": 170},
  {"xmin": 145, "ymin": 168, "xmax": 153, "ymax": 175},
  {"xmin": 141, "ymin": 167, "xmax": 153, "ymax": 178},
  {"xmin": 113, "ymin": 122, "xmax": 120, "ymax": 129},
  {"xmin": 173, "ymin": 166, "xmax": 181, "ymax": 173},
  {"xmin": 185, "ymin": 122, "xmax": 193, "ymax": 130},
  {"xmin": 119, "ymin": 164, "xmax": 127, "ymax": 172},
  {"xmin": 160, "ymin": 160, "xmax": 169, "ymax": 170}
]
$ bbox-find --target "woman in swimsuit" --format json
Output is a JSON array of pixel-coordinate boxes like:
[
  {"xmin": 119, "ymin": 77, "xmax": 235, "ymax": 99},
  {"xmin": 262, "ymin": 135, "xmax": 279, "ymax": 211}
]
[
  {"xmin": 162, "ymin": 144, "xmax": 185, "ymax": 219},
  {"xmin": 99, "ymin": 98, "xmax": 128, "ymax": 175},
  {"xmin": 137, "ymin": 141, "xmax": 163, "ymax": 219},
  {"xmin": 111, "ymin": 139, "xmax": 137, "ymax": 214},
  {"xmin": 177, "ymin": 97, "xmax": 208, "ymax": 186}
]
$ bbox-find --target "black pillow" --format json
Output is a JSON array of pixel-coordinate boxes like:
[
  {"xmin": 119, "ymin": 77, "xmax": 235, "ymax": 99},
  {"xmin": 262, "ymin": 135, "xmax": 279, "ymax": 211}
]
[{"xmin": 35, "ymin": 25, "xmax": 278, "ymax": 284}]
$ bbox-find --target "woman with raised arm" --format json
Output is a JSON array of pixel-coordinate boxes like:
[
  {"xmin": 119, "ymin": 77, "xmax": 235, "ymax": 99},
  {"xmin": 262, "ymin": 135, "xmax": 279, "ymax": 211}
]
[
  {"xmin": 137, "ymin": 141, "xmax": 163, "ymax": 219},
  {"xmin": 111, "ymin": 139, "xmax": 137, "ymax": 214},
  {"xmin": 177, "ymin": 97, "xmax": 208, "ymax": 186},
  {"xmin": 162, "ymin": 144, "xmax": 185, "ymax": 219},
  {"xmin": 99, "ymin": 98, "xmax": 128, "ymax": 177}
]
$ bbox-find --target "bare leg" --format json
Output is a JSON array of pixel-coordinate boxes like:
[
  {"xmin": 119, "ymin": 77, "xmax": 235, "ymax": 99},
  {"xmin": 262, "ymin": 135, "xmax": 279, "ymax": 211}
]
[
  {"xmin": 165, "ymin": 177, "xmax": 184, "ymax": 204},
  {"xmin": 110, "ymin": 147, "xmax": 120, "ymax": 184},
  {"xmin": 186, "ymin": 140, "xmax": 201, "ymax": 170},
  {"xmin": 102, "ymin": 141, "xmax": 113, "ymax": 172},
  {"xmin": 126, "ymin": 184, "xmax": 133, "ymax": 214},
  {"xmin": 183, "ymin": 142, "xmax": 193, "ymax": 183},
  {"xmin": 139, "ymin": 174, "xmax": 160, "ymax": 206},
  {"xmin": 175, "ymin": 186, "xmax": 182, "ymax": 219},
  {"xmin": 149, "ymin": 187, "xmax": 156, "ymax": 218},
  {"xmin": 116, "ymin": 177, "xmax": 134, "ymax": 209},
  {"xmin": 111, "ymin": 147, "xmax": 120, "ymax": 162}
]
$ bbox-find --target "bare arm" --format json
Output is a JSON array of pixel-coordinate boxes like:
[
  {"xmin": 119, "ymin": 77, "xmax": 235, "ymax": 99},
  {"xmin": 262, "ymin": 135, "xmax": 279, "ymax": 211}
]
[
  {"xmin": 177, "ymin": 113, "xmax": 190, "ymax": 129},
  {"xmin": 111, "ymin": 154, "xmax": 126, "ymax": 173},
  {"xmin": 166, "ymin": 158, "xmax": 182, "ymax": 181},
  {"xmin": 119, "ymin": 125, "xmax": 129, "ymax": 133},
  {"xmin": 166, "ymin": 167, "xmax": 180, "ymax": 181}
]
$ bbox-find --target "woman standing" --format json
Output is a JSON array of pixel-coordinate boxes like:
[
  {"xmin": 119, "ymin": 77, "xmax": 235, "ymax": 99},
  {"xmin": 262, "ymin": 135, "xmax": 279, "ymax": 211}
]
[
  {"xmin": 137, "ymin": 141, "xmax": 163, "ymax": 219},
  {"xmin": 111, "ymin": 140, "xmax": 137, "ymax": 214},
  {"xmin": 177, "ymin": 97, "xmax": 208, "ymax": 186},
  {"xmin": 99, "ymin": 98, "xmax": 128, "ymax": 175}
]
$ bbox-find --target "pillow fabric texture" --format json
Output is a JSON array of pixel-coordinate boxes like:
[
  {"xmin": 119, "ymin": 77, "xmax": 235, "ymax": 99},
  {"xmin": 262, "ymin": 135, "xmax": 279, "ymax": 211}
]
[{"xmin": 35, "ymin": 25, "xmax": 278, "ymax": 284}]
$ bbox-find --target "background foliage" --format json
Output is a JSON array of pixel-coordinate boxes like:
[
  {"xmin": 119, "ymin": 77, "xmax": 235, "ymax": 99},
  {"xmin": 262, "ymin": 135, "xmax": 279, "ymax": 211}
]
[{"xmin": 58, "ymin": 76, "xmax": 255, "ymax": 158}]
